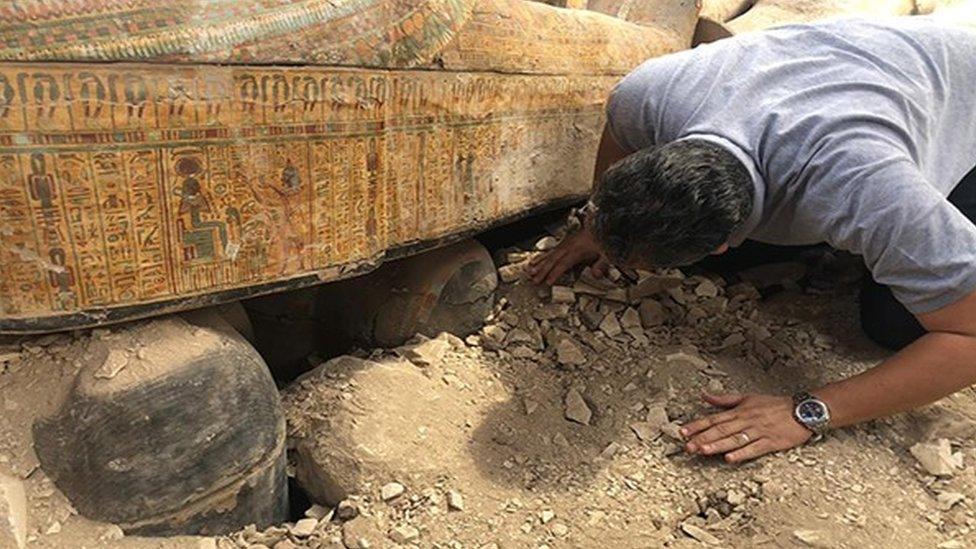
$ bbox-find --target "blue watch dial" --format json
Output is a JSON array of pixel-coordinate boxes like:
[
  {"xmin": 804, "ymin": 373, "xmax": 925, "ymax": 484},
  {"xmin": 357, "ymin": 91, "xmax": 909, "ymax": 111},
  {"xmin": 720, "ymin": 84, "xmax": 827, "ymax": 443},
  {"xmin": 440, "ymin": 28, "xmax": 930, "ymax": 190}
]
[{"xmin": 798, "ymin": 400, "xmax": 827, "ymax": 422}]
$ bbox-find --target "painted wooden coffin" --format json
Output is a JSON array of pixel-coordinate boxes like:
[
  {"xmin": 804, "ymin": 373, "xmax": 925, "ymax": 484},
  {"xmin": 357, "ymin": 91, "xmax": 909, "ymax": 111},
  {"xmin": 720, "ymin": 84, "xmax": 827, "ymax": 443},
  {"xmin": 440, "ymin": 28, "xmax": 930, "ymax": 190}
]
[{"xmin": 0, "ymin": 0, "xmax": 697, "ymax": 332}]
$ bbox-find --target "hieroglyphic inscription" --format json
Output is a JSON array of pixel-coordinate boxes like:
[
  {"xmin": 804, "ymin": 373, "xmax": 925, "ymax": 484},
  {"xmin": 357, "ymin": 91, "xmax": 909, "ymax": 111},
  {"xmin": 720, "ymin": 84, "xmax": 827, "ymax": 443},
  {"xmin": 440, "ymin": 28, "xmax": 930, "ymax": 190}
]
[{"xmin": 0, "ymin": 63, "xmax": 612, "ymax": 324}]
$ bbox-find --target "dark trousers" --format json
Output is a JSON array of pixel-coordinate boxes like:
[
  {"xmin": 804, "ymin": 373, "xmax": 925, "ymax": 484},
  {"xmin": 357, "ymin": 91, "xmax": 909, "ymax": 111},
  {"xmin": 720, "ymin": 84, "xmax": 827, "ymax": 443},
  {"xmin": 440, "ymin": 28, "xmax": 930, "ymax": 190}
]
[{"xmin": 700, "ymin": 163, "xmax": 976, "ymax": 352}]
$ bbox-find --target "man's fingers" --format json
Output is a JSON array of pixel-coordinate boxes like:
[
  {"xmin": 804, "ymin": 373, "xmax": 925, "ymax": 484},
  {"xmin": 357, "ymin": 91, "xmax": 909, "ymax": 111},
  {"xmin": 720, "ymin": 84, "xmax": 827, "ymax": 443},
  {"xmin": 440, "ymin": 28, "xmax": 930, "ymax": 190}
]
[
  {"xmin": 528, "ymin": 249, "xmax": 563, "ymax": 284},
  {"xmin": 695, "ymin": 430, "xmax": 754, "ymax": 456},
  {"xmin": 680, "ymin": 410, "xmax": 739, "ymax": 438},
  {"xmin": 702, "ymin": 392, "xmax": 746, "ymax": 409},
  {"xmin": 725, "ymin": 439, "xmax": 776, "ymax": 463},
  {"xmin": 528, "ymin": 247, "xmax": 559, "ymax": 269},
  {"xmin": 685, "ymin": 420, "xmax": 747, "ymax": 453},
  {"xmin": 545, "ymin": 251, "xmax": 583, "ymax": 285}
]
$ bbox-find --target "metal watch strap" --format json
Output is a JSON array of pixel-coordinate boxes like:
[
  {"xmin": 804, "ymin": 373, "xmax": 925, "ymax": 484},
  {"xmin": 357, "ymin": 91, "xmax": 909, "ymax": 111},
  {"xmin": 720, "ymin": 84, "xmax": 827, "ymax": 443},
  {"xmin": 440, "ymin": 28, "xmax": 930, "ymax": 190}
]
[
  {"xmin": 792, "ymin": 391, "xmax": 829, "ymax": 439},
  {"xmin": 792, "ymin": 391, "xmax": 815, "ymax": 407}
]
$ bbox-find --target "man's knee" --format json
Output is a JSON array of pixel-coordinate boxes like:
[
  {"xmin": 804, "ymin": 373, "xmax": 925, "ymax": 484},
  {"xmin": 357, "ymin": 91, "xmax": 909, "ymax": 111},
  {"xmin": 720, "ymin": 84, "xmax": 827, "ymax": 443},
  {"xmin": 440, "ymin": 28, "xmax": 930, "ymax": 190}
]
[{"xmin": 859, "ymin": 278, "xmax": 926, "ymax": 351}]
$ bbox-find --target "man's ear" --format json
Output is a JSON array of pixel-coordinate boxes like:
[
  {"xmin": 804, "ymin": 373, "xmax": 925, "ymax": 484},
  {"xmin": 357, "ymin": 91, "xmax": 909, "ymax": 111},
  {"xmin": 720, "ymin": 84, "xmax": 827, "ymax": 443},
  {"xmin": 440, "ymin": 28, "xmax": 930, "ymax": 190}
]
[{"xmin": 711, "ymin": 243, "xmax": 730, "ymax": 255}]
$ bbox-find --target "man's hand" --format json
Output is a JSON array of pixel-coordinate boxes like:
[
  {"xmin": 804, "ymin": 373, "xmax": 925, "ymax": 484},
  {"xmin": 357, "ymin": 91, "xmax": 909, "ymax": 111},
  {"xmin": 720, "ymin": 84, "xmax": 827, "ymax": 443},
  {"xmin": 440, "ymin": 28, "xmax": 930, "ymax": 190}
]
[
  {"xmin": 680, "ymin": 392, "xmax": 812, "ymax": 463},
  {"xmin": 527, "ymin": 226, "xmax": 608, "ymax": 286}
]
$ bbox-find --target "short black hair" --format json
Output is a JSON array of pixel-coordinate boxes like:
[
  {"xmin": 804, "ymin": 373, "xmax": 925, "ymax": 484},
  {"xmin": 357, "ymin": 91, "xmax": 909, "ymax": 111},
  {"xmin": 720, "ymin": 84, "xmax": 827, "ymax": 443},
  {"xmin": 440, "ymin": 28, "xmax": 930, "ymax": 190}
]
[{"xmin": 591, "ymin": 139, "xmax": 753, "ymax": 268}]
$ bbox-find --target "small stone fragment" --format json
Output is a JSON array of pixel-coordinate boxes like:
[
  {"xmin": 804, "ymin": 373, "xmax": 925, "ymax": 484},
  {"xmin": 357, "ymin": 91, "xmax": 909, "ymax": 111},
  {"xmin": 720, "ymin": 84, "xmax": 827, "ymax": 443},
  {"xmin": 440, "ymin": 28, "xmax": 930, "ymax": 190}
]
[
  {"xmin": 619, "ymin": 307, "xmax": 642, "ymax": 330},
  {"xmin": 399, "ymin": 338, "xmax": 450, "ymax": 367},
  {"xmin": 556, "ymin": 339, "xmax": 587, "ymax": 367},
  {"xmin": 645, "ymin": 405, "xmax": 669, "ymax": 431},
  {"xmin": 534, "ymin": 303, "xmax": 570, "ymax": 321},
  {"xmin": 337, "ymin": 500, "xmax": 359, "ymax": 520},
  {"xmin": 99, "ymin": 524, "xmax": 124, "ymax": 542},
  {"xmin": 273, "ymin": 540, "xmax": 298, "ymax": 549},
  {"xmin": 599, "ymin": 313, "xmax": 622, "ymax": 338},
  {"xmin": 600, "ymin": 442, "xmax": 623, "ymax": 459},
  {"xmin": 564, "ymin": 388, "xmax": 592, "ymax": 425},
  {"xmin": 580, "ymin": 308, "xmax": 605, "ymax": 330},
  {"xmin": 910, "ymin": 439, "xmax": 961, "ymax": 476},
  {"xmin": 638, "ymin": 299, "xmax": 666, "ymax": 327},
  {"xmin": 540, "ymin": 510, "xmax": 556, "ymax": 524},
  {"xmin": 630, "ymin": 422, "xmax": 657, "ymax": 442},
  {"xmin": 937, "ymin": 492, "xmax": 965, "ymax": 511},
  {"xmin": 665, "ymin": 351, "xmax": 707, "ymax": 370},
  {"xmin": 726, "ymin": 489, "xmax": 747, "ymax": 506},
  {"xmin": 306, "ymin": 504, "xmax": 332, "ymax": 520},
  {"xmin": 93, "ymin": 349, "xmax": 129, "ymax": 379},
  {"xmin": 381, "ymin": 482, "xmax": 406, "ymax": 501},
  {"xmin": 792, "ymin": 529, "xmax": 829, "ymax": 548},
  {"xmin": 0, "ymin": 473, "xmax": 26, "ymax": 549},
  {"xmin": 447, "ymin": 490, "xmax": 465, "ymax": 511},
  {"xmin": 550, "ymin": 523, "xmax": 569, "ymax": 537},
  {"xmin": 291, "ymin": 518, "xmax": 318, "ymax": 537},
  {"xmin": 627, "ymin": 273, "xmax": 683, "ymax": 301},
  {"xmin": 603, "ymin": 288, "xmax": 629, "ymax": 303},
  {"xmin": 695, "ymin": 279, "xmax": 719, "ymax": 298},
  {"xmin": 535, "ymin": 236, "xmax": 558, "ymax": 251},
  {"xmin": 706, "ymin": 378, "xmax": 724, "ymax": 394},
  {"xmin": 498, "ymin": 264, "xmax": 523, "ymax": 283},
  {"xmin": 680, "ymin": 522, "xmax": 719, "ymax": 545},
  {"xmin": 389, "ymin": 525, "xmax": 419, "ymax": 545},
  {"xmin": 551, "ymin": 286, "xmax": 575, "ymax": 304},
  {"xmin": 939, "ymin": 541, "xmax": 965, "ymax": 549},
  {"xmin": 523, "ymin": 398, "xmax": 539, "ymax": 415},
  {"xmin": 660, "ymin": 422, "xmax": 684, "ymax": 441},
  {"xmin": 481, "ymin": 325, "xmax": 507, "ymax": 350},
  {"xmin": 718, "ymin": 333, "xmax": 746, "ymax": 349}
]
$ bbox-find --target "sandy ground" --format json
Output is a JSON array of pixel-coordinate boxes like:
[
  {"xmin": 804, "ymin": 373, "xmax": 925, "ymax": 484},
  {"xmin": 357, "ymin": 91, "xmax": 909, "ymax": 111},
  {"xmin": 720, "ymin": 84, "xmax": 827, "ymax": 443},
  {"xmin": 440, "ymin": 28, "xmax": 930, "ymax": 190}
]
[{"xmin": 2, "ymin": 239, "xmax": 975, "ymax": 549}]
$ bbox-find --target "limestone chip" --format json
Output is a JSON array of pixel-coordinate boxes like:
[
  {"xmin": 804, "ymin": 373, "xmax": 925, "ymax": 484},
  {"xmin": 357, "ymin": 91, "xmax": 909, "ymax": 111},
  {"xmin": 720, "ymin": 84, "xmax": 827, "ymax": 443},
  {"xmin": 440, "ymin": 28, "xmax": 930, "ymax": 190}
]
[
  {"xmin": 638, "ymin": 299, "xmax": 666, "ymax": 327},
  {"xmin": 645, "ymin": 405, "xmax": 669, "ymax": 431},
  {"xmin": 680, "ymin": 522, "xmax": 720, "ymax": 545},
  {"xmin": 630, "ymin": 422, "xmax": 657, "ymax": 442},
  {"xmin": 565, "ymin": 388, "xmax": 592, "ymax": 425},
  {"xmin": 910, "ymin": 439, "xmax": 962, "ymax": 476},
  {"xmin": 599, "ymin": 313, "xmax": 623, "ymax": 338},
  {"xmin": 399, "ymin": 336, "xmax": 450, "ymax": 367},
  {"xmin": 551, "ymin": 286, "xmax": 575, "ymax": 304},
  {"xmin": 290, "ymin": 518, "xmax": 318, "ymax": 537},
  {"xmin": 619, "ymin": 307, "xmax": 642, "ymax": 330},
  {"xmin": 535, "ymin": 236, "xmax": 558, "ymax": 251},
  {"xmin": 0, "ymin": 474, "xmax": 26, "ymax": 549},
  {"xmin": 447, "ymin": 490, "xmax": 465, "ymax": 511},
  {"xmin": 556, "ymin": 339, "xmax": 587, "ymax": 366},
  {"xmin": 389, "ymin": 524, "xmax": 419, "ymax": 544},
  {"xmin": 381, "ymin": 482, "xmax": 405, "ymax": 501}
]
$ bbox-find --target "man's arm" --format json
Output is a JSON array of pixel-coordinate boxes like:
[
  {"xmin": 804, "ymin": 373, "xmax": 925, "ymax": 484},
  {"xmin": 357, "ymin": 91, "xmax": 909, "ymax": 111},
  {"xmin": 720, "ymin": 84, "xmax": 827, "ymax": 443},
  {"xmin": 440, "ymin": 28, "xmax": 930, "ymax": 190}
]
[
  {"xmin": 528, "ymin": 126, "xmax": 631, "ymax": 285},
  {"xmin": 819, "ymin": 290, "xmax": 976, "ymax": 427},
  {"xmin": 679, "ymin": 291, "xmax": 976, "ymax": 463},
  {"xmin": 592, "ymin": 125, "xmax": 632, "ymax": 187}
]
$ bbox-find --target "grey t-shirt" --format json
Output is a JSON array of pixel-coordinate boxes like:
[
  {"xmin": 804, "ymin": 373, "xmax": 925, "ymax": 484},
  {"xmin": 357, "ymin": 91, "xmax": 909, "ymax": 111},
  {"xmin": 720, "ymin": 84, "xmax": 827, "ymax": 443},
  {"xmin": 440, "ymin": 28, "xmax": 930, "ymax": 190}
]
[{"xmin": 607, "ymin": 17, "xmax": 976, "ymax": 314}]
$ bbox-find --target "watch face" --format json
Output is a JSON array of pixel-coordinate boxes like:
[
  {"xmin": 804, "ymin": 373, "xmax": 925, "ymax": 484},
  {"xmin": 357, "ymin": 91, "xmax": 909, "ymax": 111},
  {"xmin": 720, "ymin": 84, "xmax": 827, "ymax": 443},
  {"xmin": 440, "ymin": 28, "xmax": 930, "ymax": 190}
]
[{"xmin": 797, "ymin": 400, "xmax": 827, "ymax": 423}]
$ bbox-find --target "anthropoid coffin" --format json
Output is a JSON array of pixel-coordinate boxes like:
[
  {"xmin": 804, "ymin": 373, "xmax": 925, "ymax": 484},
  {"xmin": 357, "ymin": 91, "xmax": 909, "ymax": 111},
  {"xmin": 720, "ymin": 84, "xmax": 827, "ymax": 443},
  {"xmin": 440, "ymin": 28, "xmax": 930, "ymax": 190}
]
[{"xmin": 0, "ymin": 0, "xmax": 696, "ymax": 332}]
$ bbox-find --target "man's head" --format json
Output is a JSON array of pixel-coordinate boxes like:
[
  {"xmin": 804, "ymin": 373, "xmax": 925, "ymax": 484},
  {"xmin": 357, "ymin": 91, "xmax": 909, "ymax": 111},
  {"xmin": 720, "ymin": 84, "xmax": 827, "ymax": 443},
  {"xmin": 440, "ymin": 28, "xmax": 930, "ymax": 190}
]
[{"xmin": 590, "ymin": 139, "xmax": 754, "ymax": 269}]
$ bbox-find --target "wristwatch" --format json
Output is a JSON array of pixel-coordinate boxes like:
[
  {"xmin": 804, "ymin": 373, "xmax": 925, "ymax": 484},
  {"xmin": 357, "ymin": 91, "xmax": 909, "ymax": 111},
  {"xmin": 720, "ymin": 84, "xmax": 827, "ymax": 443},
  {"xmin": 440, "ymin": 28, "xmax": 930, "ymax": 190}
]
[{"xmin": 792, "ymin": 391, "xmax": 831, "ymax": 440}]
